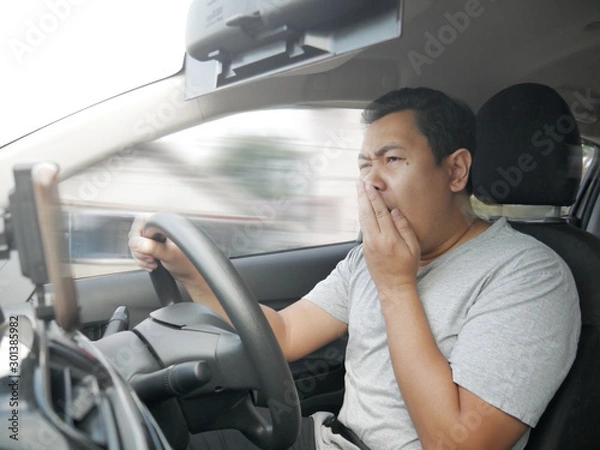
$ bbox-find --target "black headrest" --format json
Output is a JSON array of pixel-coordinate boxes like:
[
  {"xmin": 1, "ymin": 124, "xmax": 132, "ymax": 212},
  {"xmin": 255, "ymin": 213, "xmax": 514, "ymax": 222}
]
[{"xmin": 472, "ymin": 83, "xmax": 582, "ymax": 206}]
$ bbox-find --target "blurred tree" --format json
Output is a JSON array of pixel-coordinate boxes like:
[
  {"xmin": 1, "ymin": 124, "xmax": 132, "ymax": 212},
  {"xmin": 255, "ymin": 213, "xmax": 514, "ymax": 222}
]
[{"xmin": 210, "ymin": 134, "xmax": 315, "ymax": 200}]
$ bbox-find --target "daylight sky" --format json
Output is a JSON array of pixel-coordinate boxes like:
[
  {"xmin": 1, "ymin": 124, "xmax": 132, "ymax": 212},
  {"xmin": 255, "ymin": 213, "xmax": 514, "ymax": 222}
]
[{"xmin": 0, "ymin": 0, "xmax": 192, "ymax": 146}]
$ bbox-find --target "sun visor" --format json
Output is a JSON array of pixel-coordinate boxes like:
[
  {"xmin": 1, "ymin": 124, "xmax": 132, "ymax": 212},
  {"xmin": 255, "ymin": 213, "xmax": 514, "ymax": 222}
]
[{"xmin": 184, "ymin": 0, "xmax": 402, "ymax": 99}]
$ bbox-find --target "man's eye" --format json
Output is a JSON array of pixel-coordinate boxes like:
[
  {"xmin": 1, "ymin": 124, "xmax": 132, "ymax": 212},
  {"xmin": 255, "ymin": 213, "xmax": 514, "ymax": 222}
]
[
  {"xmin": 359, "ymin": 164, "xmax": 371, "ymax": 171},
  {"xmin": 387, "ymin": 156, "xmax": 402, "ymax": 163}
]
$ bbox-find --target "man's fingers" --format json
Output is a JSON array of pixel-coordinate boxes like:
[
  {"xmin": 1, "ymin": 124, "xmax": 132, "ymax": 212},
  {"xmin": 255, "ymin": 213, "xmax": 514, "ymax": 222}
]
[
  {"xmin": 131, "ymin": 255, "xmax": 157, "ymax": 272},
  {"xmin": 128, "ymin": 214, "xmax": 149, "ymax": 239},
  {"xmin": 130, "ymin": 235, "xmax": 166, "ymax": 258},
  {"xmin": 357, "ymin": 180, "xmax": 382, "ymax": 235},
  {"xmin": 365, "ymin": 184, "xmax": 388, "ymax": 219},
  {"xmin": 129, "ymin": 235, "xmax": 166, "ymax": 272},
  {"xmin": 356, "ymin": 179, "xmax": 371, "ymax": 217},
  {"xmin": 391, "ymin": 209, "xmax": 420, "ymax": 259},
  {"xmin": 128, "ymin": 215, "xmax": 157, "ymax": 270},
  {"xmin": 357, "ymin": 181, "xmax": 397, "ymax": 235}
]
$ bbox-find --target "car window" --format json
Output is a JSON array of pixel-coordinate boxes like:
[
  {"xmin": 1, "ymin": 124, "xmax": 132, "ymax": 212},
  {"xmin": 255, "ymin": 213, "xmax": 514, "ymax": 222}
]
[{"xmin": 59, "ymin": 108, "xmax": 364, "ymax": 276}]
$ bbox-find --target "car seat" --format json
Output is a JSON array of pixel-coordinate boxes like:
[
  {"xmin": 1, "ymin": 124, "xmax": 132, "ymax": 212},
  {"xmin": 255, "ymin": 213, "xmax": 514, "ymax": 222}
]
[{"xmin": 472, "ymin": 82, "xmax": 600, "ymax": 449}]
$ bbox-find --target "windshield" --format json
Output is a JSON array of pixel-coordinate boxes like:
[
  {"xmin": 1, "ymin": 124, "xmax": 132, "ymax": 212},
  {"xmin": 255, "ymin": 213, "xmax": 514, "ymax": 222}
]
[{"xmin": 0, "ymin": 0, "xmax": 191, "ymax": 147}]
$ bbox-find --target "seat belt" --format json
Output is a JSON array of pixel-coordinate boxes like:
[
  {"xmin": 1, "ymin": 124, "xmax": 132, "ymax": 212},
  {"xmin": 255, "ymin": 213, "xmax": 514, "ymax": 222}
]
[{"xmin": 323, "ymin": 416, "xmax": 372, "ymax": 450}]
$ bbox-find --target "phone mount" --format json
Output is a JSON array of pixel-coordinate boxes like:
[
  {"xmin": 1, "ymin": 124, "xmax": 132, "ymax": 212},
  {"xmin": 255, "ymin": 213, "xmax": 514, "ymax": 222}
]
[
  {"xmin": 0, "ymin": 163, "xmax": 80, "ymax": 332},
  {"xmin": 0, "ymin": 208, "xmax": 12, "ymax": 260}
]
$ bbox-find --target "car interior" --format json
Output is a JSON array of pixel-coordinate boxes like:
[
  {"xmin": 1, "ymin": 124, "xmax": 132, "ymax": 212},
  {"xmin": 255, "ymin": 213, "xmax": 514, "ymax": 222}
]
[{"xmin": 1, "ymin": 0, "xmax": 600, "ymax": 449}]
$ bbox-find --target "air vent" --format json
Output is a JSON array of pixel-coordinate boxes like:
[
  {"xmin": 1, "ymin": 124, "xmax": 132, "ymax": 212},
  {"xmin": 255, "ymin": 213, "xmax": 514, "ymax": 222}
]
[
  {"xmin": 50, "ymin": 365, "xmax": 106, "ymax": 445},
  {"xmin": 48, "ymin": 341, "xmax": 119, "ymax": 448}
]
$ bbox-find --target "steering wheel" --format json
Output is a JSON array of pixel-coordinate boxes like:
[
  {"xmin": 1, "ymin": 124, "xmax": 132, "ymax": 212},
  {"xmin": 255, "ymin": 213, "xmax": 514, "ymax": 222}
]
[{"xmin": 142, "ymin": 211, "xmax": 301, "ymax": 450}]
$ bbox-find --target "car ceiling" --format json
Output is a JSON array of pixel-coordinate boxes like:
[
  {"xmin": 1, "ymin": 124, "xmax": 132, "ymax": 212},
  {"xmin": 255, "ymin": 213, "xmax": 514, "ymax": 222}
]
[
  {"xmin": 392, "ymin": 0, "xmax": 600, "ymax": 106},
  {"xmin": 192, "ymin": 0, "xmax": 600, "ymax": 140}
]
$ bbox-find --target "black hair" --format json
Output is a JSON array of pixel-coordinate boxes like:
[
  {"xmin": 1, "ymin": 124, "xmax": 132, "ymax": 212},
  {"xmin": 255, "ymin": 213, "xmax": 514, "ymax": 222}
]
[{"xmin": 361, "ymin": 87, "xmax": 476, "ymax": 194}]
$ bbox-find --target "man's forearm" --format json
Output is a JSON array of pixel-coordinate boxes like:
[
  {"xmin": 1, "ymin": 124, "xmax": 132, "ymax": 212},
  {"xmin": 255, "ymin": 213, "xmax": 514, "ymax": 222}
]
[
  {"xmin": 182, "ymin": 277, "xmax": 293, "ymax": 359},
  {"xmin": 182, "ymin": 277, "xmax": 230, "ymax": 321},
  {"xmin": 380, "ymin": 284, "xmax": 474, "ymax": 449}
]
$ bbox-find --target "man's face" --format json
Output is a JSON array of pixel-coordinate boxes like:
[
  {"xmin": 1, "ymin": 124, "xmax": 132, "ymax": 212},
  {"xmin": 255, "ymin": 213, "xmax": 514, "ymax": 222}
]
[{"xmin": 358, "ymin": 110, "xmax": 456, "ymax": 252}]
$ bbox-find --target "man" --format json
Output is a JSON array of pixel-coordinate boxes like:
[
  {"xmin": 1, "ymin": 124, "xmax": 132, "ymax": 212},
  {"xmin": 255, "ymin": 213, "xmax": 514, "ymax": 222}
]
[{"xmin": 129, "ymin": 88, "xmax": 580, "ymax": 449}]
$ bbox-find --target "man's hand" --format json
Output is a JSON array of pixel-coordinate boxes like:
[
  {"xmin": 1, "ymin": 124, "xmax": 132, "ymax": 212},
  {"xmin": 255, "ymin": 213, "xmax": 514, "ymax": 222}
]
[
  {"xmin": 357, "ymin": 181, "xmax": 421, "ymax": 297},
  {"xmin": 128, "ymin": 215, "xmax": 205, "ymax": 286},
  {"xmin": 128, "ymin": 214, "xmax": 226, "ymax": 318}
]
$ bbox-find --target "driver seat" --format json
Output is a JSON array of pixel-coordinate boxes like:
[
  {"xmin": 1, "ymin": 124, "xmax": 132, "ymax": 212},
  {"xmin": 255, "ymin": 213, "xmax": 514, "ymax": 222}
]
[{"xmin": 472, "ymin": 83, "xmax": 600, "ymax": 449}]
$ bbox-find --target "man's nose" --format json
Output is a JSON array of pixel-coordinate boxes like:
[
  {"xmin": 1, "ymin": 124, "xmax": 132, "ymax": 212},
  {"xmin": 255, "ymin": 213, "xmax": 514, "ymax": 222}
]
[{"xmin": 363, "ymin": 167, "xmax": 386, "ymax": 191}]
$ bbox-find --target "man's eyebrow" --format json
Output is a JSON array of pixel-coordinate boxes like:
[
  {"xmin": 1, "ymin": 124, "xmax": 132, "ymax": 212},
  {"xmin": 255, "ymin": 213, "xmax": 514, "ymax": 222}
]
[{"xmin": 358, "ymin": 144, "xmax": 405, "ymax": 160}]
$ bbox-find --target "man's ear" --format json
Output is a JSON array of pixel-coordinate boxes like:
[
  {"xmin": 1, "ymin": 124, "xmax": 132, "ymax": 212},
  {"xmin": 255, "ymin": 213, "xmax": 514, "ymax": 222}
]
[{"xmin": 446, "ymin": 148, "xmax": 472, "ymax": 193}]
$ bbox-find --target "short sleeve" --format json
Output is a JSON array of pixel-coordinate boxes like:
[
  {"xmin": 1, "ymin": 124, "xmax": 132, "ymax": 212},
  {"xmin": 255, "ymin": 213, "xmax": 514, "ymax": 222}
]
[
  {"xmin": 449, "ymin": 245, "xmax": 581, "ymax": 426},
  {"xmin": 303, "ymin": 245, "xmax": 363, "ymax": 324}
]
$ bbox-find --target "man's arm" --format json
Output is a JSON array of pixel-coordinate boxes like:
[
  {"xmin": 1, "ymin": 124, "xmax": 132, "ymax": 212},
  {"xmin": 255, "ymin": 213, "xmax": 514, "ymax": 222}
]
[
  {"xmin": 128, "ymin": 221, "xmax": 348, "ymax": 362},
  {"xmin": 357, "ymin": 181, "xmax": 528, "ymax": 450},
  {"xmin": 186, "ymin": 271, "xmax": 347, "ymax": 362}
]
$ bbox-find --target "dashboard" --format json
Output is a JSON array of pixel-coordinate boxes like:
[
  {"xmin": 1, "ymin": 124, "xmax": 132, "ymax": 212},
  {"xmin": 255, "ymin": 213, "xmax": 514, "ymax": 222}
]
[{"xmin": 0, "ymin": 303, "xmax": 172, "ymax": 449}]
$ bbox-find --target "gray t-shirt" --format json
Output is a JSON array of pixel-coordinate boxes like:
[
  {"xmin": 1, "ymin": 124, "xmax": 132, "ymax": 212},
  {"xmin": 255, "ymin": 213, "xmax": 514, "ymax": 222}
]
[{"xmin": 305, "ymin": 218, "xmax": 580, "ymax": 450}]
